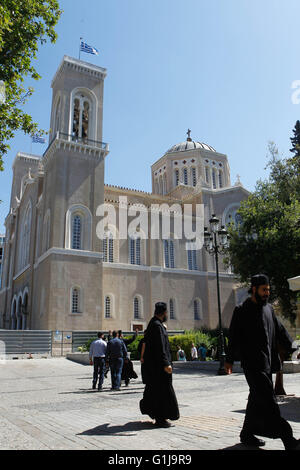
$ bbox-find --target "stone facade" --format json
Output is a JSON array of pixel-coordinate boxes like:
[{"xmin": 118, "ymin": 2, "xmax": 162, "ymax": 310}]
[{"xmin": 0, "ymin": 55, "xmax": 250, "ymax": 332}]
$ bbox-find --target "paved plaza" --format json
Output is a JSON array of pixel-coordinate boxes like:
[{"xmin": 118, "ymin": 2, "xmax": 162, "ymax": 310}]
[{"xmin": 0, "ymin": 357, "xmax": 299, "ymax": 451}]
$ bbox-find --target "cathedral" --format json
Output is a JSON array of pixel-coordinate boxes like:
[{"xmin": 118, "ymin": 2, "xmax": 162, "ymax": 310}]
[{"xmin": 0, "ymin": 55, "xmax": 249, "ymax": 332}]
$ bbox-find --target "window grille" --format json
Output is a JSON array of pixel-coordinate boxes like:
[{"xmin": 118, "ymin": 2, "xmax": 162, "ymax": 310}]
[
  {"xmin": 169, "ymin": 299, "xmax": 175, "ymax": 319},
  {"xmin": 72, "ymin": 215, "xmax": 81, "ymax": 250},
  {"xmin": 191, "ymin": 167, "xmax": 197, "ymax": 187},
  {"xmin": 72, "ymin": 288, "xmax": 80, "ymax": 313},
  {"xmin": 134, "ymin": 297, "xmax": 140, "ymax": 319},
  {"xmin": 105, "ymin": 296, "xmax": 111, "ymax": 318}
]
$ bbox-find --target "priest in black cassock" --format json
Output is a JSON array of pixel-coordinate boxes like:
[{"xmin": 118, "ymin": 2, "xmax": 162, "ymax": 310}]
[
  {"xmin": 139, "ymin": 302, "xmax": 179, "ymax": 428},
  {"xmin": 225, "ymin": 274, "xmax": 299, "ymax": 450}
]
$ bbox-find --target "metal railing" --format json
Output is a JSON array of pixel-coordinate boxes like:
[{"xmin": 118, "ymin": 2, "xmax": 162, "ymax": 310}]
[{"xmin": 43, "ymin": 131, "xmax": 108, "ymax": 157}]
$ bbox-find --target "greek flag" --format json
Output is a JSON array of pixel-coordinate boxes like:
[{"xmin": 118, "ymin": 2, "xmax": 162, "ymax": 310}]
[
  {"xmin": 32, "ymin": 134, "xmax": 46, "ymax": 144},
  {"xmin": 80, "ymin": 41, "xmax": 99, "ymax": 56}
]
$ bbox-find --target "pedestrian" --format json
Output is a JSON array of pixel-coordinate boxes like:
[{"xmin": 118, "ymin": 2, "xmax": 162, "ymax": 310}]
[
  {"xmin": 138, "ymin": 334, "xmax": 147, "ymax": 384},
  {"xmin": 118, "ymin": 329, "xmax": 138, "ymax": 386},
  {"xmin": 89, "ymin": 332, "xmax": 107, "ymax": 391},
  {"xmin": 105, "ymin": 330, "xmax": 128, "ymax": 391},
  {"xmin": 190, "ymin": 343, "xmax": 198, "ymax": 361},
  {"xmin": 104, "ymin": 330, "xmax": 113, "ymax": 378},
  {"xmin": 176, "ymin": 345, "xmax": 186, "ymax": 361},
  {"xmin": 139, "ymin": 302, "xmax": 180, "ymax": 428},
  {"xmin": 225, "ymin": 273, "xmax": 300, "ymax": 450},
  {"xmin": 198, "ymin": 343, "xmax": 207, "ymax": 361}
]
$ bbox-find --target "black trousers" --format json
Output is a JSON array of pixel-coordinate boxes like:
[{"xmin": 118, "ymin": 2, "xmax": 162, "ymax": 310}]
[
  {"xmin": 92, "ymin": 357, "xmax": 106, "ymax": 389},
  {"xmin": 242, "ymin": 369, "xmax": 296, "ymax": 448}
]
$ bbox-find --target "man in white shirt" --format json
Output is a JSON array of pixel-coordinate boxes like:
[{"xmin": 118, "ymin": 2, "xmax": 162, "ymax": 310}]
[
  {"xmin": 89, "ymin": 332, "xmax": 107, "ymax": 390},
  {"xmin": 191, "ymin": 343, "xmax": 198, "ymax": 361}
]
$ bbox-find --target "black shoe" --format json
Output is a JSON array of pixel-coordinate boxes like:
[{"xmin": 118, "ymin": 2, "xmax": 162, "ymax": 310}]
[
  {"xmin": 154, "ymin": 419, "xmax": 174, "ymax": 428},
  {"xmin": 92, "ymin": 384, "xmax": 96, "ymax": 390},
  {"xmin": 98, "ymin": 386, "xmax": 103, "ymax": 391},
  {"xmin": 240, "ymin": 433, "xmax": 265, "ymax": 447},
  {"xmin": 285, "ymin": 439, "xmax": 300, "ymax": 450}
]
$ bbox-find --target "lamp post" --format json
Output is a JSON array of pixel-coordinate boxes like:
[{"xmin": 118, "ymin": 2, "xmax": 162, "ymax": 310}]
[{"xmin": 204, "ymin": 214, "xmax": 229, "ymax": 375}]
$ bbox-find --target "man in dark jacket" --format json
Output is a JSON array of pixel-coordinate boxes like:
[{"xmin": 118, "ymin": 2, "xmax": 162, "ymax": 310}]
[
  {"xmin": 118, "ymin": 330, "xmax": 138, "ymax": 386},
  {"xmin": 105, "ymin": 330, "xmax": 128, "ymax": 391},
  {"xmin": 225, "ymin": 274, "xmax": 299, "ymax": 450},
  {"xmin": 139, "ymin": 302, "xmax": 179, "ymax": 428}
]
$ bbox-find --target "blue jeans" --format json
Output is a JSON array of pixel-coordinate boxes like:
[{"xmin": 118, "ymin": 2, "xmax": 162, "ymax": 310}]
[{"xmin": 110, "ymin": 357, "xmax": 124, "ymax": 389}]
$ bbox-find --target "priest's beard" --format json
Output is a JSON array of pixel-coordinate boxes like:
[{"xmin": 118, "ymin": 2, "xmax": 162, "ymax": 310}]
[{"xmin": 255, "ymin": 291, "xmax": 269, "ymax": 306}]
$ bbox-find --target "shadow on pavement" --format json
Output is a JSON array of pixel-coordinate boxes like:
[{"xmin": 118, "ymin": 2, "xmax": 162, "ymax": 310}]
[
  {"xmin": 77, "ymin": 420, "xmax": 154, "ymax": 436},
  {"xmin": 220, "ymin": 443, "xmax": 265, "ymax": 451},
  {"xmin": 277, "ymin": 397, "xmax": 300, "ymax": 423},
  {"xmin": 173, "ymin": 368, "xmax": 218, "ymax": 376},
  {"xmin": 58, "ymin": 387, "xmax": 144, "ymax": 395}
]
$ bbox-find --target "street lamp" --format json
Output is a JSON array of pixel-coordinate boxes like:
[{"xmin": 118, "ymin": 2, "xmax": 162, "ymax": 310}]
[{"xmin": 204, "ymin": 214, "xmax": 229, "ymax": 375}]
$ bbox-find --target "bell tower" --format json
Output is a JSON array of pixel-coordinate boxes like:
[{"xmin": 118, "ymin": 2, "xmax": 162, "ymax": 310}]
[
  {"xmin": 34, "ymin": 56, "xmax": 109, "ymax": 330},
  {"xmin": 49, "ymin": 55, "xmax": 107, "ymax": 143}
]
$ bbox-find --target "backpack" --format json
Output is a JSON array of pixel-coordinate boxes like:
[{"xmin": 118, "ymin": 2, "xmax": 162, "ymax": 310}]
[{"xmin": 179, "ymin": 350, "xmax": 185, "ymax": 359}]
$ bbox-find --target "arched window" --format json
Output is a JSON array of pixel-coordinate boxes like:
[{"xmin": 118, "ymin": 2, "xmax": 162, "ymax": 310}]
[
  {"xmin": 11, "ymin": 298, "xmax": 17, "ymax": 330},
  {"xmin": 130, "ymin": 237, "xmax": 141, "ymax": 265},
  {"xmin": 212, "ymin": 169, "xmax": 217, "ymax": 189},
  {"xmin": 159, "ymin": 175, "xmax": 163, "ymax": 195},
  {"xmin": 103, "ymin": 231, "xmax": 114, "ymax": 262},
  {"xmin": 194, "ymin": 299, "xmax": 202, "ymax": 320},
  {"xmin": 105, "ymin": 296, "xmax": 111, "ymax": 318},
  {"xmin": 218, "ymin": 171, "xmax": 223, "ymax": 188},
  {"xmin": 65, "ymin": 205, "xmax": 92, "ymax": 251},
  {"xmin": 72, "ymin": 94, "xmax": 91, "ymax": 141},
  {"xmin": 42, "ymin": 210, "xmax": 50, "ymax": 253},
  {"xmin": 183, "ymin": 168, "xmax": 188, "ymax": 185},
  {"xmin": 205, "ymin": 167, "xmax": 210, "ymax": 184},
  {"xmin": 22, "ymin": 291, "xmax": 28, "ymax": 330},
  {"xmin": 134, "ymin": 297, "xmax": 140, "ymax": 319},
  {"xmin": 23, "ymin": 203, "xmax": 32, "ymax": 267},
  {"xmin": 35, "ymin": 211, "xmax": 42, "ymax": 259},
  {"xmin": 71, "ymin": 287, "xmax": 81, "ymax": 313},
  {"xmin": 17, "ymin": 296, "xmax": 23, "ymax": 330},
  {"xmin": 54, "ymin": 96, "xmax": 60, "ymax": 134},
  {"xmin": 169, "ymin": 299, "xmax": 175, "ymax": 319},
  {"xmin": 82, "ymin": 101, "xmax": 89, "ymax": 140},
  {"xmin": 72, "ymin": 214, "xmax": 82, "ymax": 250},
  {"xmin": 162, "ymin": 174, "xmax": 167, "ymax": 195},
  {"xmin": 164, "ymin": 239, "xmax": 175, "ymax": 268},
  {"xmin": 18, "ymin": 202, "xmax": 32, "ymax": 271},
  {"xmin": 187, "ymin": 249, "xmax": 198, "ymax": 270},
  {"xmin": 191, "ymin": 167, "xmax": 197, "ymax": 187}
]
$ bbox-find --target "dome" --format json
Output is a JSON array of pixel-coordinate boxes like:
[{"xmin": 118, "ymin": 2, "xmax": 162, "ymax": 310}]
[
  {"xmin": 165, "ymin": 136, "xmax": 216, "ymax": 154},
  {"xmin": 166, "ymin": 140, "xmax": 216, "ymax": 154}
]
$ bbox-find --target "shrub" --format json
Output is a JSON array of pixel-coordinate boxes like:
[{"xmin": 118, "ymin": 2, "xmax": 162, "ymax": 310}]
[{"xmin": 126, "ymin": 336, "xmax": 144, "ymax": 360}]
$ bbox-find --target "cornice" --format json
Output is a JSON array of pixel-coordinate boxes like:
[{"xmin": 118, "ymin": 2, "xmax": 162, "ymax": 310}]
[
  {"xmin": 51, "ymin": 55, "xmax": 107, "ymax": 88},
  {"xmin": 42, "ymin": 135, "xmax": 109, "ymax": 168}
]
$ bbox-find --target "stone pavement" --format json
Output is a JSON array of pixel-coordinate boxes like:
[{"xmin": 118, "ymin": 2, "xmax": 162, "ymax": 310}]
[{"xmin": 0, "ymin": 357, "xmax": 299, "ymax": 451}]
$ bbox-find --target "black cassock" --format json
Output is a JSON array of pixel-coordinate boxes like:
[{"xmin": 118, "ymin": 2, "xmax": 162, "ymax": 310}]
[
  {"xmin": 139, "ymin": 316, "xmax": 179, "ymax": 421},
  {"xmin": 227, "ymin": 297, "xmax": 294, "ymax": 441}
]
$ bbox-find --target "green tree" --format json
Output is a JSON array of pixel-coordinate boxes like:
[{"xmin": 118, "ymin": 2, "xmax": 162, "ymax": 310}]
[
  {"xmin": 0, "ymin": 0, "xmax": 62, "ymax": 170},
  {"xmin": 290, "ymin": 120, "xmax": 300, "ymax": 158},
  {"xmin": 225, "ymin": 133, "xmax": 300, "ymax": 324}
]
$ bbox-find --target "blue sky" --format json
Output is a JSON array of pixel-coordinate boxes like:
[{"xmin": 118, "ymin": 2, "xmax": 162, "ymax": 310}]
[{"xmin": 1, "ymin": 0, "xmax": 300, "ymax": 232}]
